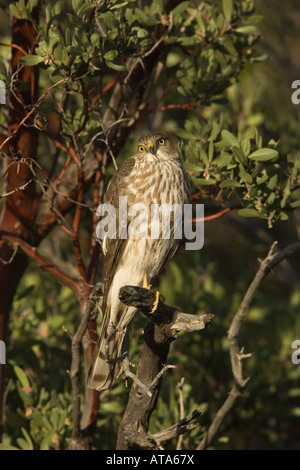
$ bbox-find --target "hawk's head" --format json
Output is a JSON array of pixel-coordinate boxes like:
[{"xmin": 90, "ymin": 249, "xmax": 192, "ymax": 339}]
[{"xmin": 137, "ymin": 133, "xmax": 180, "ymax": 161}]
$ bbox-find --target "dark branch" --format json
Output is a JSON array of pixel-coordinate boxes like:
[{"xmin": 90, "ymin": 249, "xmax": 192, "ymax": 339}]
[
  {"xmin": 116, "ymin": 285, "xmax": 214, "ymax": 450},
  {"xmin": 119, "ymin": 285, "xmax": 214, "ymax": 331}
]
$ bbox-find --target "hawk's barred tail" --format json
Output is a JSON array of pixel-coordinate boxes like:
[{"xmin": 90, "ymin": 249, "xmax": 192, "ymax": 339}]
[{"xmin": 87, "ymin": 323, "xmax": 125, "ymax": 391}]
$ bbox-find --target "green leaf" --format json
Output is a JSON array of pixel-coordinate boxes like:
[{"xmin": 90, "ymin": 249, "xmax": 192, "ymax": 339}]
[
  {"xmin": 221, "ymin": 130, "xmax": 240, "ymax": 148},
  {"xmin": 9, "ymin": 4, "xmax": 23, "ymax": 19},
  {"xmin": 67, "ymin": 46, "xmax": 84, "ymax": 58},
  {"xmin": 239, "ymin": 164, "xmax": 252, "ymax": 184},
  {"xmin": 248, "ymin": 148, "xmax": 278, "ymax": 161},
  {"xmin": 103, "ymin": 50, "xmax": 118, "ymax": 60},
  {"xmin": 233, "ymin": 146, "xmax": 245, "ymax": 164},
  {"xmin": 281, "ymin": 180, "xmax": 291, "ymax": 208},
  {"xmin": 28, "ymin": 0, "xmax": 39, "ymax": 11},
  {"xmin": 40, "ymin": 429, "xmax": 55, "ymax": 450},
  {"xmin": 72, "ymin": 0, "xmax": 82, "ymax": 15},
  {"xmin": 238, "ymin": 208, "xmax": 259, "ymax": 217},
  {"xmin": 172, "ymin": 1, "xmax": 189, "ymax": 17},
  {"xmin": 14, "ymin": 365, "xmax": 30, "ymax": 388},
  {"xmin": 279, "ymin": 212, "xmax": 289, "ymax": 220},
  {"xmin": 52, "ymin": 1, "xmax": 63, "ymax": 16},
  {"xmin": 136, "ymin": 28, "xmax": 148, "ymax": 38},
  {"xmin": 17, "ymin": 428, "xmax": 34, "ymax": 450},
  {"xmin": 16, "ymin": 284, "xmax": 35, "ymax": 300},
  {"xmin": 135, "ymin": 8, "xmax": 148, "ymax": 23},
  {"xmin": 222, "ymin": 0, "xmax": 233, "ymax": 20},
  {"xmin": 16, "ymin": 438, "xmax": 32, "ymax": 450},
  {"xmin": 219, "ymin": 178, "xmax": 241, "ymax": 188},
  {"xmin": 100, "ymin": 11, "xmax": 114, "ymax": 28},
  {"xmin": 235, "ymin": 25, "xmax": 256, "ymax": 34},
  {"xmin": 184, "ymin": 162, "xmax": 202, "ymax": 173},
  {"xmin": 267, "ymin": 174, "xmax": 278, "ymax": 190},
  {"xmin": 174, "ymin": 129, "xmax": 198, "ymax": 140},
  {"xmin": 0, "ymin": 444, "xmax": 20, "ymax": 450},
  {"xmin": 208, "ymin": 140, "xmax": 214, "ymax": 163},
  {"xmin": 192, "ymin": 178, "xmax": 216, "ymax": 186},
  {"xmin": 214, "ymin": 152, "xmax": 233, "ymax": 169},
  {"xmin": 290, "ymin": 199, "xmax": 300, "ymax": 208},
  {"xmin": 90, "ymin": 31, "xmax": 101, "ymax": 46},
  {"xmin": 77, "ymin": 2, "xmax": 93, "ymax": 18},
  {"xmin": 166, "ymin": 52, "xmax": 182, "ymax": 68},
  {"xmin": 106, "ymin": 60, "xmax": 126, "ymax": 71},
  {"xmin": 20, "ymin": 55, "xmax": 44, "ymax": 66},
  {"xmin": 110, "ymin": 1, "xmax": 128, "ymax": 9},
  {"xmin": 66, "ymin": 13, "xmax": 82, "ymax": 28},
  {"xmin": 266, "ymin": 192, "xmax": 276, "ymax": 205}
]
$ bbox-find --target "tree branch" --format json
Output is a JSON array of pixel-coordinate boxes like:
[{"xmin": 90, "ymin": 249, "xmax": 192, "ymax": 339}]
[
  {"xmin": 0, "ymin": 232, "xmax": 88, "ymax": 299},
  {"xmin": 116, "ymin": 286, "xmax": 213, "ymax": 450},
  {"xmin": 197, "ymin": 240, "xmax": 300, "ymax": 450},
  {"xmin": 63, "ymin": 283, "xmax": 102, "ymax": 450}
]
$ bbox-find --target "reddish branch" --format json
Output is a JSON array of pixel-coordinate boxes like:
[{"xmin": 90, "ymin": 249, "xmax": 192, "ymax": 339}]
[
  {"xmin": 191, "ymin": 188, "xmax": 241, "ymax": 222},
  {"xmin": 88, "ymin": 72, "xmax": 126, "ymax": 113},
  {"xmin": 0, "ymin": 8, "xmax": 39, "ymax": 441},
  {"xmin": 143, "ymin": 79, "xmax": 179, "ymax": 115},
  {"xmin": 194, "ymin": 207, "xmax": 239, "ymax": 223},
  {"xmin": 0, "ymin": 42, "xmax": 28, "ymax": 56},
  {"xmin": 0, "ymin": 232, "xmax": 89, "ymax": 299}
]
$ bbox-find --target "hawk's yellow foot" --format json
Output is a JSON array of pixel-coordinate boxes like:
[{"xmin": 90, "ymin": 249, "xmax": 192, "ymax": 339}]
[
  {"xmin": 151, "ymin": 290, "xmax": 160, "ymax": 313},
  {"xmin": 143, "ymin": 273, "xmax": 160, "ymax": 312},
  {"xmin": 143, "ymin": 272, "xmax": 152, "ymax": 290}
]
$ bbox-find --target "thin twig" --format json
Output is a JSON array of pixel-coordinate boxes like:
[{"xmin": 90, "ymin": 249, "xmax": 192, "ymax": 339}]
[
  {"xmin": 0, "ymin": 78, "xmax": 68, "ymax": 153},
  {"xmin": 120, "ymin": 356, "xmax": 152, "ymax": 398},
  {"xmin": 0, "ymin": 178, "xmax": 34, "ymax": 198},
  {"xmin": 67, "ymin": 297, "xmax": 93, "ymax": 449},
  {"xmin": 150, "ymin": 364, "xmax": 177, "ymax": 389},
  {"xmin": 0, "ymin": 244, "xmax": 18, "ymax": 265},
  {"xmin": 150, "ymin": 408, "xmax": 202, "ymax": 446},
  {"xmin": 176, "ymin": 377, "xmax": 185, "ymax": 450},
  {"xmin": 124, "ymin": 13, "xmax": 173, "ymax": 85},
  {"xmin": 197, "ymin": 240, "xmax": 300, "ymax": 450}
]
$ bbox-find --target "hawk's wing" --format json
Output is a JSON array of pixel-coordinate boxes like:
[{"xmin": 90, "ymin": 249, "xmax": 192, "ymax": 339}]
[{"xmin": 101, "ymin": 156, "xmax": 136, "ymax": 304}]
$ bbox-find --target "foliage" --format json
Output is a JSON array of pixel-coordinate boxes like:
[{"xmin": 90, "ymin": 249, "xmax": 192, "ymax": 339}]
[
  {"xmin": 0, "ymin": 0, "xmax": 299, "ymax": 450},
  {"xmin": 177, "ymin": 118, "xmax": 300, "ymax": 226}
]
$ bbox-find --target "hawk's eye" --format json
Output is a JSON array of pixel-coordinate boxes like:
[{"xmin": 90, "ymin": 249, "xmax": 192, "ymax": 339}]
[
  {"xmin": 139, "ymin": 145, "xmax": 145, "ymax": 153},
  {"xmin": 158, "ymin": 138, "xmax": 165, "ymax": 146}
]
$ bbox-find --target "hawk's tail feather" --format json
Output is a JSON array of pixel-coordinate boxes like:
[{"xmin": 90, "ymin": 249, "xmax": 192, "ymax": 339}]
[{"xmin": 87, "ymin": 328, "xmax": 125, "ymax": 391}]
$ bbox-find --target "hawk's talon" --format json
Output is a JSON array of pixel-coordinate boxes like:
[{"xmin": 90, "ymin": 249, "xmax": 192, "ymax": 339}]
[
  {"xmin": 143, "ymin": 272, "xmax": 152, "ymax": 290},
  {"xmin": 151, "ymin": 291, "xmax": 160, "ymax": 313}
]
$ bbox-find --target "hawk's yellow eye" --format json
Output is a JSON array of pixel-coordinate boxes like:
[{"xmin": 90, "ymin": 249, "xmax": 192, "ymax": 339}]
[
  {"xmin": 158, "ymin": 138, "xmax": 165, "ymax": 145},
  {"xmin": 139, "ymin": 145, "xmax": 145, "ymax": 152}
]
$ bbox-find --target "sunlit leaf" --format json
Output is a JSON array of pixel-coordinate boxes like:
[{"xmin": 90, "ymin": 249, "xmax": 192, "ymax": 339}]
[
  {"xmin": 248, "ymin": 148, "xmax": 278, "ymax": 161},
  {"xmin": 238, "ymin": 208, "xmax": 259, "ymax": 217}
]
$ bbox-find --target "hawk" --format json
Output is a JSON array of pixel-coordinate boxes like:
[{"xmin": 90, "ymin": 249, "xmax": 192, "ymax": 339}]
[{"xmin": 87, "ymin": 132, "xmax": 190, "ymax": 391}]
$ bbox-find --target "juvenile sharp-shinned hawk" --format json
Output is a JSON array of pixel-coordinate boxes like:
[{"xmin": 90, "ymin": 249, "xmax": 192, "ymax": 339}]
[{"xmin": 87, "ymin": 132, "xmax": 191, "ymax": 391}]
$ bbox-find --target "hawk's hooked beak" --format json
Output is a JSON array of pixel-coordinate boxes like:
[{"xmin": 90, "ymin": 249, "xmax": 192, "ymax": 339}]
[{"xmin": 147, "ymin": 141, "xmax": 156, "ymax": 155}]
